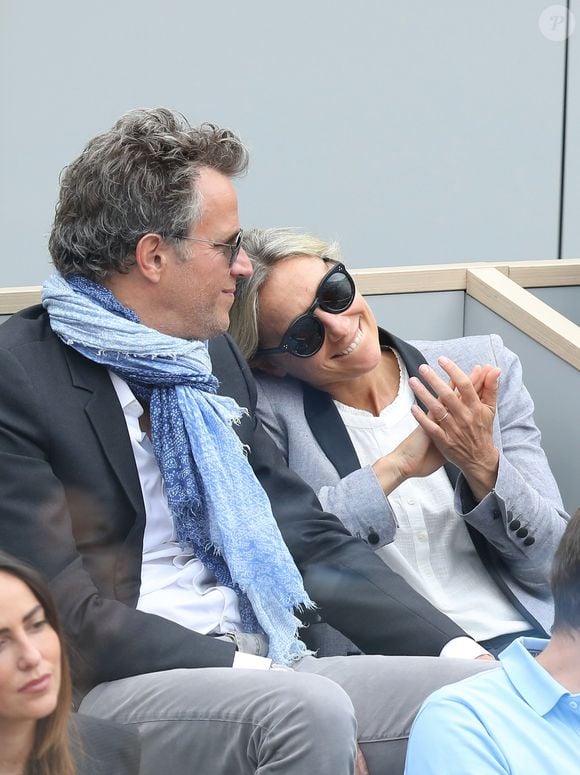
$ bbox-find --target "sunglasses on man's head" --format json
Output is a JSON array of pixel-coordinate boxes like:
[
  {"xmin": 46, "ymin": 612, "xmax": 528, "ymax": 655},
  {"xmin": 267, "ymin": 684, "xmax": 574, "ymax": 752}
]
[{"xmin": 256, "ymin": 263, "xmax": 356, "ymax": 358}]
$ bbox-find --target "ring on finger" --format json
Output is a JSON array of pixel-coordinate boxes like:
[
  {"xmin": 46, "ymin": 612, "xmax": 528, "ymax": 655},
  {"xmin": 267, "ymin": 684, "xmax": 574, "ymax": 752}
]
[{"xmin": 435, "ymin": 410, "xmax": 449, "ymax": 424}]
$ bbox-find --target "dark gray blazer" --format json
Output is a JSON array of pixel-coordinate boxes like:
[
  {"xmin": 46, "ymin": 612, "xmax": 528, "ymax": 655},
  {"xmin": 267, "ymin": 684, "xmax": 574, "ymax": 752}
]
[
  {"xmin": 0, "ymin": 308, "xmax": 466, "ymax": 697},
  {"xmin": 255, "ymin": 330, "xmax": 569, "ymax": 635}
]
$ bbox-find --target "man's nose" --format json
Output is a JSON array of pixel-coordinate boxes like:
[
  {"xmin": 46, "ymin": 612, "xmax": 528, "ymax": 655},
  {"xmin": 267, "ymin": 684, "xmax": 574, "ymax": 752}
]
[{"xmin": 231, "ymin": 247, "xmax": 253, "ymax": 278}]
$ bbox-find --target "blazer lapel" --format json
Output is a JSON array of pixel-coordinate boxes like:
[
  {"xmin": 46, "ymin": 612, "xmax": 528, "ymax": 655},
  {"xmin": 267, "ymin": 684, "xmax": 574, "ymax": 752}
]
[
  {"xmin": 64, "ymin": 346, "xmax": 145, "ymax": 517},
  {"xmin": 302, "ymin": 328, "xmax": 460, "ymax": 487},
  {"xmin": 303, "ymin": 383, "xmax": 361, "ymax": 478}
]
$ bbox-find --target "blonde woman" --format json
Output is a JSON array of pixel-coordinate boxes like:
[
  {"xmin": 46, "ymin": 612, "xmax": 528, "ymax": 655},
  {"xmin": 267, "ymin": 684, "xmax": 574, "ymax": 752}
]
[{"xmin": 229, "ymin": 227, "xmax": 568, "ymax": 658}]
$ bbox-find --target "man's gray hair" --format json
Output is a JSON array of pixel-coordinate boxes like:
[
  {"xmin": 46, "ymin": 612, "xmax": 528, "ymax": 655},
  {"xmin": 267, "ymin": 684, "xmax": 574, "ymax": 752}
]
[
  {"xmin": 229, "ymin": 227, "xmax": 342, "ymax": 360},
  {"xmin": 49, "ymin": 107, "xmax": 249, "ymax": 281}
]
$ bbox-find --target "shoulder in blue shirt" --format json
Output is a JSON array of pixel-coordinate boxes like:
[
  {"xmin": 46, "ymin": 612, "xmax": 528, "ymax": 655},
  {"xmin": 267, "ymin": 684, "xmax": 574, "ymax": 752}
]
[{"xmin": 404, "ymin": 637, "xmax": 580, "ymax": 775}]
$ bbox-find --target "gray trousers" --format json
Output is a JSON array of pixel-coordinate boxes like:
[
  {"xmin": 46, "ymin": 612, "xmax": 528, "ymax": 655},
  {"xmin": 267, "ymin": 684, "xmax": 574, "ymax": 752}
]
[{"xmin": 79, "ymin": 654, "xmax": 492, "ymax": 774}]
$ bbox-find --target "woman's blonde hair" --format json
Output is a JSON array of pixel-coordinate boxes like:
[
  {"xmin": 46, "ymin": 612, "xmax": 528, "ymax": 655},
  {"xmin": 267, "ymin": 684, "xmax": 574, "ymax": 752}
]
[
  {"xmin": 0, "ymin": 551, "xmax": 76, "ymax": 775},
  {"xmin": 229, "ymin": 227, "xmax": 342, "ymax": 359}
]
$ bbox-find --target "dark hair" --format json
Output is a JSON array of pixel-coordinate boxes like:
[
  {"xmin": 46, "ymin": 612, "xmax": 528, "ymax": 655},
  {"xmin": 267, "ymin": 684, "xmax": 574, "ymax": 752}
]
[
  {"xmin": 551, "ymin": 509, "xmax": 580, "ymax": 633},
  {"xmin": 0, "ymin": 551, "xmax": 75, "ymax": 775},
  {"xmin": 49, "ymin": 107, "xmax": 249, "ymax": 281}
]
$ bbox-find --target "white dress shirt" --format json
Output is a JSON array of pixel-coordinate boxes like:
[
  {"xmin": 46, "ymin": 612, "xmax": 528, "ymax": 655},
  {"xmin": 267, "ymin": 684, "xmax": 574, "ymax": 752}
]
[
  {"xmin": 334, "ymin": 352, "xmax": 530, "ymax": 643},
  {"xmin": 109, "ymin": 372, "xmax": 243, "ymax": 636}
]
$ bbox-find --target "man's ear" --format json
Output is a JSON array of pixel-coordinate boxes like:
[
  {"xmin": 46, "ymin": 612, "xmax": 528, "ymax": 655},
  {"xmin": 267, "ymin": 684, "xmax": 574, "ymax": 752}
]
[
  {"xmin": 250, "ymin": 355, "xmax": 288, "ymax": 378},
  {"xmin": 134, "ymin": 233, "xmax": 168, "ymax": 283}
]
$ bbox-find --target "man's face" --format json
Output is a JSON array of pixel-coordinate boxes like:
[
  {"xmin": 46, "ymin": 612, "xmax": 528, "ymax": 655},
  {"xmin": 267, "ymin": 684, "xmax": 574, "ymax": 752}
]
[{"xmin": 159, "ymin": 167, "xmax": 252, "ymax": 341}]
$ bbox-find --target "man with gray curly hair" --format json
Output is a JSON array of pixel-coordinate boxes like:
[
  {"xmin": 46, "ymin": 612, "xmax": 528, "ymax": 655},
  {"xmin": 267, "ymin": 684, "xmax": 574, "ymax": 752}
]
[{"xmin": 0, "ymin": 107, "xmax": 489, "ymax": 775}]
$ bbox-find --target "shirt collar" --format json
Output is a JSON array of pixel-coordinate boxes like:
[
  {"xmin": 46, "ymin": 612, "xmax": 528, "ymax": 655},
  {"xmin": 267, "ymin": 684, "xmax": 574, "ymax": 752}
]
[
  {"xmin": 499, "ymin": 637, "xmax": 570, "ymax": 716},
  {"xmin": 108, "ymin": 370, "xmax": 143, "ymax": 419}
]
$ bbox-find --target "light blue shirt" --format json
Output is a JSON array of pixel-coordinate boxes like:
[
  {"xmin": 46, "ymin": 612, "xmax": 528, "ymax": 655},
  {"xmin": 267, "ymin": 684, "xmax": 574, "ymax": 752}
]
[{"xmin": 404, "ymin": 637, "xmax": 580, "ymax": 775}]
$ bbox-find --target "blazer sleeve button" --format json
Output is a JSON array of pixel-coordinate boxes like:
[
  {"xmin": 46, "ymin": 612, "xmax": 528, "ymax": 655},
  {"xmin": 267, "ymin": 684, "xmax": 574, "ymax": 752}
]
[
  {"xmin": 509, "ymin": 520, "xmax": 521, "ymax": 531},
  {"xmin": 367, "ymin": 531, "xmax": 380, "ymax": 545},
  {"xmin": 523, "ymin": 536, "xmax": 536, "ymax": 546},
  {"xmin": 516, "ymin": 527, "xmax": 528, "ymax": 538}
]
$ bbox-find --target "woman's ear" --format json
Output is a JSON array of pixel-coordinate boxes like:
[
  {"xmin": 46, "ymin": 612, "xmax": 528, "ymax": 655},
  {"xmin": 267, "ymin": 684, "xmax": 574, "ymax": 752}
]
[{"xmin": 250, "ymin": 355, "xmax": 288, "ymax": 378}]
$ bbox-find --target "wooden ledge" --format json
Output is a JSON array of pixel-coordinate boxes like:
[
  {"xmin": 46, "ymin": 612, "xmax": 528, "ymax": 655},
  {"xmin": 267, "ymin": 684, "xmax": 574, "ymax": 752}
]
[
  {"xmin": 1, "ymin": 260, "xmax": 579, "ymax": 368},
  {"xmin": 0, "ymin": 286, "xmax": 41, "ymax": 315},
  {"xmin": 466, "ymin": 268, "xmax": 580, "ymax": 370},
  {"xmin": 351, "ymin": 258, "xmax": 580, "ymax": 295}
]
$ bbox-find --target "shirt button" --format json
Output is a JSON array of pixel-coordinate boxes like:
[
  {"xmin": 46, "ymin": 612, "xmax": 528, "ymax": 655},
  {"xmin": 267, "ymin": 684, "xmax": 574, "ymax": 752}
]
[
  {"xmin": 407, "ymin": 498, "xmax": 416, "ymax": 506},
  {"xmin": 569, "ymin": 701, "xmax": 578, "ymax": 709},
  {"xmin": 418, "ymin": 532, "xmax": 427, "ymax": 542}
]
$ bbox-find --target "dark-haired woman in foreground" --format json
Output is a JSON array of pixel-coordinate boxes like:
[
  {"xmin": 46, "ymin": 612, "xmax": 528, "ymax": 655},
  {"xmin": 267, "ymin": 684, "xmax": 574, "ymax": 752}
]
[{"xmin": 0, "ymin": 550, "xmax": 139, "ymax": 774}]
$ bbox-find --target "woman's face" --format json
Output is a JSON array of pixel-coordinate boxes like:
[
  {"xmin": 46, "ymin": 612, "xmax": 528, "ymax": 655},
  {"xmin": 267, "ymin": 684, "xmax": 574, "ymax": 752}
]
[
  {"xmin": 0, "ymin": 571, "xmax": 61, "ymax": 729},
  {"xmin": 257, "ymin": 255, "xmax": 382, "ymax": 391}
]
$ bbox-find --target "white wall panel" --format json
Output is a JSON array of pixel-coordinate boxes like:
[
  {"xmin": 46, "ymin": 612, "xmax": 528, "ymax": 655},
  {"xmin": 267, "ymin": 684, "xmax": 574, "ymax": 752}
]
[
  {"xmin": 367, "ymin": 291, "xmax": 464, "ymax": 341},
  {"xmin": 0, "ymin": 1, "xmax": 568, "ymax": 286},
  {"xmin": 530, "ymin": 285, "xmax": 580, "ymax": 324}
]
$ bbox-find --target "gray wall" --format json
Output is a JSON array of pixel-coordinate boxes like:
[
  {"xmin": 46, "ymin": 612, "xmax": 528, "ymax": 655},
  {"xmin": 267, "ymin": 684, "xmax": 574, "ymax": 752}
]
[
  {"xmin": 368, "ymin": 291, "xmax": 465, "ymax": 342},
  {"xmin": 0, "ymin": 0, "xmax": 574, "ymax": 286},
  {"xmin": 531, "ymin": 285, "xmax": 580, "ymax": 324}
]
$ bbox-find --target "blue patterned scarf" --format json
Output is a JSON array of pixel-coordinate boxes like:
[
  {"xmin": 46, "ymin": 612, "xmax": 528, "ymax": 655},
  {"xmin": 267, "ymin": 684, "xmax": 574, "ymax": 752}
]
[{"xmin": 42, "ymin": 272, "xmax": 313, "ymax": 665}]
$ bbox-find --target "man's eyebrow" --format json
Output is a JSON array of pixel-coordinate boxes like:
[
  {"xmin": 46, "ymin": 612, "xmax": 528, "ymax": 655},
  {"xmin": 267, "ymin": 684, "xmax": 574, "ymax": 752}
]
[
  {"xmin": 222, "ymin": 229, "xmax": 241, "ymax": 244},
  {"xmin": 0, "ymin": 603, "xmax": 44, "ymax": 635}
]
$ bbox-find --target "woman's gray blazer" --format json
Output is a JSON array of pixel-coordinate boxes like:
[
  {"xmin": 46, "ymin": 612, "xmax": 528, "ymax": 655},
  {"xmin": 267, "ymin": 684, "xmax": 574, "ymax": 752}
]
[{"xmin": 255, "ymin": 331, "xmax": 569, "ymax": 634}]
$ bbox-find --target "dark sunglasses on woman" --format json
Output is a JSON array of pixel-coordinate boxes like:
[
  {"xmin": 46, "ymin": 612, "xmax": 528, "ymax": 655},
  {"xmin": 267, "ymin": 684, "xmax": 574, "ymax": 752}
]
[{"xmin": 256, "ymin": 263, "xmax": 356, "ymax": 358}]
